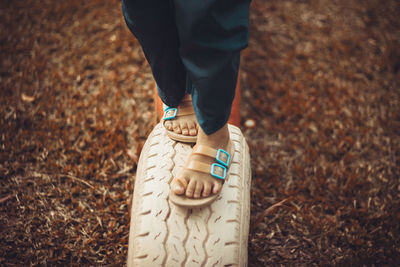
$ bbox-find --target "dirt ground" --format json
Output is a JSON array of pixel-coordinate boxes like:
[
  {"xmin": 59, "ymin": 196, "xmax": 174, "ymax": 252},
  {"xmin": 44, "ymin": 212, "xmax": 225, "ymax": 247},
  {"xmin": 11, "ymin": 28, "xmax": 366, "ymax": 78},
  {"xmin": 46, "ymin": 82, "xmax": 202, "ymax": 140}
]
[{"xmin": 1, "ymin": 0, "xmax": 399, "ymax": 265}]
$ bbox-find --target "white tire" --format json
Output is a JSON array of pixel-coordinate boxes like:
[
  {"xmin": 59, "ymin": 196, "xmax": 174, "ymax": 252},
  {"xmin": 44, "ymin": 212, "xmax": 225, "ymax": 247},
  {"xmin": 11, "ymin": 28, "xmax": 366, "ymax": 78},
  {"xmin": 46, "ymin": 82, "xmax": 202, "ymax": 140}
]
[{"xmin": 127, "ymin": 123, "xmax": 251, "ymax": 267}]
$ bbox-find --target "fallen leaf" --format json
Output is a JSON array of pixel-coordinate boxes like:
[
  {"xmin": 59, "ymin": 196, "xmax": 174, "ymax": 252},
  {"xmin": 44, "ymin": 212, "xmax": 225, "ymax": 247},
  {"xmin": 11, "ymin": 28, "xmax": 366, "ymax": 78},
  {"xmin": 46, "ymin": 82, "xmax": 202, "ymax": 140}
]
[{"xmin": 21, "ymin": 93, "xmax": 35, "ymax": 103}]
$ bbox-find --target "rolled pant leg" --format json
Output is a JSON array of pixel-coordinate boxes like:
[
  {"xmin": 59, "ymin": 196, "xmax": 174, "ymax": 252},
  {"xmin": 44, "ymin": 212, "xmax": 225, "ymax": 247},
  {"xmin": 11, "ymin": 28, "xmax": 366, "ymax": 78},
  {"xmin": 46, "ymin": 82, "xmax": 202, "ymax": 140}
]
[
  {"xmin": 174, "ymin": 0, "xmax": 251, "ymax": 134},
  {"xmin": 122, "ymin": 0, "xmax": 186, "ymax": 107}
]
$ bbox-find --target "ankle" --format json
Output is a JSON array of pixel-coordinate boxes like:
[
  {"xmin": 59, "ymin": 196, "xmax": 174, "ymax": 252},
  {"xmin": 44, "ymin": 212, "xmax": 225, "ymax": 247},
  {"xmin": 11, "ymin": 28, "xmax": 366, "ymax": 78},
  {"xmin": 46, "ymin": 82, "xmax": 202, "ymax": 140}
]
[{"xmin": 198, "ymin": 124, "xmax": 230, "ymax": 146}]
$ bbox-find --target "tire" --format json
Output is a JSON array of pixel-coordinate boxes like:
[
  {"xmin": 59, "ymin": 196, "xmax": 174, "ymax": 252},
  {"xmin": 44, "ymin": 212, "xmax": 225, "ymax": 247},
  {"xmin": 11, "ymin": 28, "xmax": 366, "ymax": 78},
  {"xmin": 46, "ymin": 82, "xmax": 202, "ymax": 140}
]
[{"xmin": 127, "ymin": 123, "xmax": 251, "ymax": 267}]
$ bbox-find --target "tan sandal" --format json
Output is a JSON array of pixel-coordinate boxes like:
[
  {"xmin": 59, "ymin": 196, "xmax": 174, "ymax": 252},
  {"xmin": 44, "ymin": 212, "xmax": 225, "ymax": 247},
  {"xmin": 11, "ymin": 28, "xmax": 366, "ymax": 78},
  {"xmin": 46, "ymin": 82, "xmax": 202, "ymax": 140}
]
[
  {"xmin": 169, "ymin": 142, "xmax": 233, "ymax": 207},
  {"xmin": 163, "ymin": 94, "xmax": 197, "ymax": 143}
]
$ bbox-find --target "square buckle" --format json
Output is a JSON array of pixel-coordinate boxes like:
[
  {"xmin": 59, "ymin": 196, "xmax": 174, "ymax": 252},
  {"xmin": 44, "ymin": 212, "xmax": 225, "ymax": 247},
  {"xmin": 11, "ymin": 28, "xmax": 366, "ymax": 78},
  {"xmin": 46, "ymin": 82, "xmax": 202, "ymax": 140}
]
[
  {"xmin": 211, "ymin": 163, "xmax": 226, "ymax": 180},
  {"xmin": 216, "ymin": 149, "xmax": 230, "ymax": 167},
  {"xmin": 163, "ymin": 108, "xmax": 177, "ymax": 120}
]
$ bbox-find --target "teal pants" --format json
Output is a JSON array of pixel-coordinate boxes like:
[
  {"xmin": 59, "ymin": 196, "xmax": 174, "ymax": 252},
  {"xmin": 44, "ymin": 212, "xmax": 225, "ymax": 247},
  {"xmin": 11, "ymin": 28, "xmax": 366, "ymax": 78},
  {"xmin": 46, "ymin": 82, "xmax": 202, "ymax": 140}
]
[{"xmin": 122, "ymin": 0, "xmax": 251, "ymax": 134}]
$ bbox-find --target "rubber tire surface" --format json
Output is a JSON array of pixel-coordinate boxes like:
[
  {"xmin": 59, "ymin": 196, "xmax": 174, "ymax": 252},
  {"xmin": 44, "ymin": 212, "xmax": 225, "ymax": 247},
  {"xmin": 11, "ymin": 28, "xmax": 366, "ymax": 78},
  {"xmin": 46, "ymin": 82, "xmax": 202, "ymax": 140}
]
[{"xmin": 127, "ymin": 123, "xmax": 251, "ymax": 267}]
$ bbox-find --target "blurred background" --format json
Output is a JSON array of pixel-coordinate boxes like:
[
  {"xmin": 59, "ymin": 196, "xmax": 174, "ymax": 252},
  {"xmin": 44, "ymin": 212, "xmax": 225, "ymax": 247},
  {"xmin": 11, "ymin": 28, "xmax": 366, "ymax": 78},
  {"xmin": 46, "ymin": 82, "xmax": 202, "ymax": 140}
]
[{"xmin": 1, "ymin": 0, "xmax": 399, "ymax": 265}]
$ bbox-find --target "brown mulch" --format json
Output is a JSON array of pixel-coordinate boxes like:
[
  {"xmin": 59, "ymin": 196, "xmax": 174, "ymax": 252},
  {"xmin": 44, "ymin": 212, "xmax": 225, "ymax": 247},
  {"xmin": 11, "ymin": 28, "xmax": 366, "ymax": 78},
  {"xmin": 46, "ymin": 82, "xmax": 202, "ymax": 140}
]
[{"xmin": 1, "ymin": 0, "xmax": 399, "ymax": 266}]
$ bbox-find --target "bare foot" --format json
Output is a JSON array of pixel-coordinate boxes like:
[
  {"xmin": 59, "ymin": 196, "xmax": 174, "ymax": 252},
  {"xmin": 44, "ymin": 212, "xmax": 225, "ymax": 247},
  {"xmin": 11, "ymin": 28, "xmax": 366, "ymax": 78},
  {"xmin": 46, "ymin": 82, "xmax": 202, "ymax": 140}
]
[
  {"xmin": 163, "ymin": 94, "xmax": 198, "ymax": 137},
  {"xmin": 172, "ymin": 124, "xmax": 231, "ymax": 198}
]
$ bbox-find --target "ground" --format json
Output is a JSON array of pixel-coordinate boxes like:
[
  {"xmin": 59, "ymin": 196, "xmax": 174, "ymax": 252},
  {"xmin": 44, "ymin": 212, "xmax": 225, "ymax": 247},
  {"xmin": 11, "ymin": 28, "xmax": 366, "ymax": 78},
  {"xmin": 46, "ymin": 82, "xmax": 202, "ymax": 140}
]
[{"xmin": 0, "ymin": 0, "xmax": 399, "ymax": 265}]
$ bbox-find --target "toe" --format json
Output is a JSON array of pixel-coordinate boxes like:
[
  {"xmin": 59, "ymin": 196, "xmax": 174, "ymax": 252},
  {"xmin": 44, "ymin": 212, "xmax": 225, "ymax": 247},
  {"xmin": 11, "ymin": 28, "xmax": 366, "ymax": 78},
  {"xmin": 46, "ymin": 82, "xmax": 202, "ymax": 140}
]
[
  {"xmin": 212, "ymin": 181, "xmax": 223, "ymax": 194},
  {"xmin": 164, "ymin": 121, "xmax": 172, "ymax": 130},
  {"xmin": 181, "ymin": 122, "xmax": 189, "ymax": 136},
  {"xmin": 172, "ymin": 121, "xmax": 181, "ymax": 134},
  {"xmin": 193, "ymin": 182, "xmax": 203, "ymax": 199},
  {"xmin": 188, "ymin": 122, "xmax": 197, "ymax": 136},
  {"xmin": 202, "ymin": 182, "xmax": 212, "ymax": 197},
  {"xmin": 186, "ymin": 180, "xmax": 196, "ymax": 198},
  {"xmin": 172, "ymin": 178, "xmax": 185, "ymax": 195}
]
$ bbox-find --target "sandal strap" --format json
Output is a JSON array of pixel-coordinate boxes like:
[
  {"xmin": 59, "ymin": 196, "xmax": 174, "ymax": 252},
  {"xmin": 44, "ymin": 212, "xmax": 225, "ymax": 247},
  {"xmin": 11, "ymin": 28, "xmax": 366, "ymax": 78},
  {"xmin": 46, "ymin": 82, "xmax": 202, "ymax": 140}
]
[
  {"xmin": 175, "ymin": 106, "xmax": 194, "ymax": 116},
  {"xmin": 186, "ymin": 160, "xmax": 227, "ymax": 180},
  {"xmin": 192, "ymin": 145, "xmax": 231, "ymax": 167},
  {"xmin": 163, "ymin": 106, "xmax": 194, "ymax": 120},
  {"xmin": 163, "ymin": 95, "xmax": 194, "ymax": 120}
]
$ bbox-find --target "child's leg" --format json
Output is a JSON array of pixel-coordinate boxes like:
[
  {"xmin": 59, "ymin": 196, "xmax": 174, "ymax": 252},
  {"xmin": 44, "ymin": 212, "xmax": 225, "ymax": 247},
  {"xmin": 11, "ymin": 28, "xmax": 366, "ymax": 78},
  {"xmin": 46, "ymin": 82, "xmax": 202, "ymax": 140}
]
[
  {"xmin": 170, "ymin": 0, "xmax": 251, "ymax": 200},
  {"xmin": 122, "ymin": 0, "xmax": 198, "ymax": 137},
  {"xmin": 175, "ymin": 0, "xmax": 251, "ymax": 135}
]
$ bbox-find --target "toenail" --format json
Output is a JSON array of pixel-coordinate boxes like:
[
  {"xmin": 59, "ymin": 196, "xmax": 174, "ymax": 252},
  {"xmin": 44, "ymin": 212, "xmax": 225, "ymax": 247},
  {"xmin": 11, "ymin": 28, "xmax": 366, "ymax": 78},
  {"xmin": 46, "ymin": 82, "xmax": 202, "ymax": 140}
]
[{"xmin": 174, "ymin": 183, "xmax": 183, "ymax": 192}]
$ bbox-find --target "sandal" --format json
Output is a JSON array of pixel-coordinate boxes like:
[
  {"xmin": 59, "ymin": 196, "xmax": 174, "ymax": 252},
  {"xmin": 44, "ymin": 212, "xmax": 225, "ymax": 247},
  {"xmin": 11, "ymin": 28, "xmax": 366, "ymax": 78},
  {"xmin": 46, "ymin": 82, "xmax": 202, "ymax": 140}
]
[
  {"xmin": 169, "ymin": 142, "xmax": 233, "ymax": 207},
  {"xmin": 163, "ymin": 94, "xmax": 197, "ymax": 143}
]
